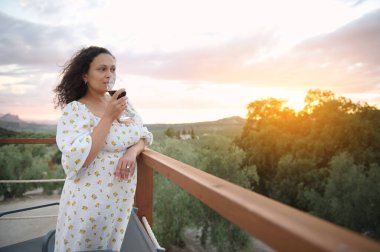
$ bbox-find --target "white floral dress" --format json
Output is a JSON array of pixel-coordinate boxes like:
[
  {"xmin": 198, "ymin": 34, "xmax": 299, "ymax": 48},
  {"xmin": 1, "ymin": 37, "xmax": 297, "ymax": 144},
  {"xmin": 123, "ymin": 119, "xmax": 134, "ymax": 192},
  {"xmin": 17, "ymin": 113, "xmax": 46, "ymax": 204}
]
[{"xmin": 54, "ymin": 101, "xmax": 153, "ymax": 252}]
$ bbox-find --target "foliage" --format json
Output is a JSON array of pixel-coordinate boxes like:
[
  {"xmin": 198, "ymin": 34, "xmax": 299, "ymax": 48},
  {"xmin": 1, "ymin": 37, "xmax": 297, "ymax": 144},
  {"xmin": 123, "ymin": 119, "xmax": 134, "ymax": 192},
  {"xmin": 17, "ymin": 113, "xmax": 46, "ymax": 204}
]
[
  {"xmin": 151, "ymin": 138, "xmax": 200, "ymax": 248},
  {"xmin": 236, "ymin": 89, "xmax": 380, "ymax": 239},
  {"xmin": 0, "ymin": 129, "xmax": 64, "ymax": 198},
  {"xmin": 151, "ymin": 136, "xmax": 256, "ymax": 251},
  {"xmin": 192, "ymin": 136, "xmax": 255, "ymax": 252},
  {"xmin": 305, "ymin": 153, "xmax": 380, "ymax": 239}
]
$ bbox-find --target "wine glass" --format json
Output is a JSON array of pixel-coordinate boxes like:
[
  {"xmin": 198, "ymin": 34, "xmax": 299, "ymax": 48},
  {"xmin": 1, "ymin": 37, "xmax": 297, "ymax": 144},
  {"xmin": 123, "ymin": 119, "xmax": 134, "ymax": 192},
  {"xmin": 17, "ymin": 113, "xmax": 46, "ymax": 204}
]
[{"xmin": 106, "ymin": 79, "xmax": 134, "ymax": 122}]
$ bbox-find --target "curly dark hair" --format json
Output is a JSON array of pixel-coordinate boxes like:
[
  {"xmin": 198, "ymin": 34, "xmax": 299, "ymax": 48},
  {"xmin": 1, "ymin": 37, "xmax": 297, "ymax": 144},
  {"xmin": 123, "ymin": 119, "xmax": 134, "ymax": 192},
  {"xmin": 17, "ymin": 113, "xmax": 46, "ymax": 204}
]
[{"xmin": 54, "ymin": 46, "xmax": 114, "ymax": 109}]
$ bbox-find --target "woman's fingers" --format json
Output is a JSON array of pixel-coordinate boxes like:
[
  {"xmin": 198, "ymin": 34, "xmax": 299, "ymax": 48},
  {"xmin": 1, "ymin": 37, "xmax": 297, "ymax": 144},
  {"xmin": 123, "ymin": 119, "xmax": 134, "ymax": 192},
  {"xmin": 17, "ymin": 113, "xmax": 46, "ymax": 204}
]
[
  {"xmin": 111, "ymin": 89, "xmax": 125, "ymax": 100},
  {"xmin": 114, "ymin": 159, "xmax": 123, "ymax": 179},
  {"xmin": 114, "ymin": 159, "xmax": 135, "ymax": 180},
  {"xmin": 123, "ymin": 161, "xmax": 134, "ymax": 180}
]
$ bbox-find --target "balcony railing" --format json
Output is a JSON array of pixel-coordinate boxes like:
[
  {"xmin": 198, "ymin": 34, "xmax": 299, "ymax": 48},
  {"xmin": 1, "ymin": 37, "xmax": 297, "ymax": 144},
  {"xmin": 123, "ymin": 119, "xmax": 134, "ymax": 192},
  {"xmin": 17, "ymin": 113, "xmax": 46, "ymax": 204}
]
[{"xmin": 1, "ymin": 138, "xmax": 380, "ymax": 252}]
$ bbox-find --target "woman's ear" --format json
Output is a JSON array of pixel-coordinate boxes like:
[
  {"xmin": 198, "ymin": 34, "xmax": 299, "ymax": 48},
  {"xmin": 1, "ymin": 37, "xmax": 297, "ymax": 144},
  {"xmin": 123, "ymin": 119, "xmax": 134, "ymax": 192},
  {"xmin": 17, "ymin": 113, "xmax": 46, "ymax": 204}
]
[{"xmin": 82, "ymin": 74, "xmax": 88, "ymax": 84}]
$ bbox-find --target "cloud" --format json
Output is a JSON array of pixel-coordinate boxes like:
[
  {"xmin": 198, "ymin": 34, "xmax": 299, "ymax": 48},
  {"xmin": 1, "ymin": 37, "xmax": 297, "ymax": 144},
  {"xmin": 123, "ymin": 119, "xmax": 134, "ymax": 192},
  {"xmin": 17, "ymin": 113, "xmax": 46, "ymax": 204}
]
[
  {"xmin": 290, "ymin": 8, "xmax": 380, "ymax": 91},
  {"xmin": 117, "ymin": 9, "xmax": 380, "ymax": 94},
  {"xmin": 18, "ymin": 0, "xmax": 105, "ymax": 19},
  {"xmin": 0, "ymin": 11, "xmax": 94, "ymax": 70},
  {"xmin": 116, "ymin": 31, "xmax": 279, "ymax": 81},
  {"xmin": 339, "ymin": 0, "xmax": 368, "ymax": 7}
]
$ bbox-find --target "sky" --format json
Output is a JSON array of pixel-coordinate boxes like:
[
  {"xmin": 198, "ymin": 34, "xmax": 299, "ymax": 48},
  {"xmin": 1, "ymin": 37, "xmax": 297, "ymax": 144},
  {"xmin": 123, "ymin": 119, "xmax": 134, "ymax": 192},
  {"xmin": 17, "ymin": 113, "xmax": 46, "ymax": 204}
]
[{"xmin": 0, "ymin": 0, "xmax": 379, "ymax": 124}]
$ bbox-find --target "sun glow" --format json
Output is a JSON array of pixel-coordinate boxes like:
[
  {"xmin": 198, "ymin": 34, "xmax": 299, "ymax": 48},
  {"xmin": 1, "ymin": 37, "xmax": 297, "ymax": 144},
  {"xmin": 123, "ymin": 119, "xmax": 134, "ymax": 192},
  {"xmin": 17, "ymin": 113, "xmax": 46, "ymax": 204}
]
[{"xmin": 285, "ymin": 98, "xmax": 306, "ymax": 112}]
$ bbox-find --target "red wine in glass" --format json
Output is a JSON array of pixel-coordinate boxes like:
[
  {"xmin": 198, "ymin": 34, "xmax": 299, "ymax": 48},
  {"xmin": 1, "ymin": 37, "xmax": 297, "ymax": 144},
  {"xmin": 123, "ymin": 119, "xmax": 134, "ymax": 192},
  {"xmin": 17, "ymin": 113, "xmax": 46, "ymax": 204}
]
[
  {"xmin": 108, "ymin": 90, "xmax": 126, "ymax": 99},
  {"xmin": 107, "ymin": 79, "xmax": 134, "ymax": 122}
]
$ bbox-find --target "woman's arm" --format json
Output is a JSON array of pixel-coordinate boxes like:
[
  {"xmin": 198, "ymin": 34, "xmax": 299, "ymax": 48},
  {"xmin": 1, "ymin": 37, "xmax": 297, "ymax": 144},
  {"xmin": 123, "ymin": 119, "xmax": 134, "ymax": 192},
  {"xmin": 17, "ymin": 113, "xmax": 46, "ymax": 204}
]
[
  {"xmin": 114, "ymin": 139, "xmax": 146, "ymax": 180},
  {"xmin": 83, "ymin": 116, "xmax": 113, "ymax": 167},
  {"xmin": 83, "ymin": 89, "xmax": 127, "ymax": 167}
]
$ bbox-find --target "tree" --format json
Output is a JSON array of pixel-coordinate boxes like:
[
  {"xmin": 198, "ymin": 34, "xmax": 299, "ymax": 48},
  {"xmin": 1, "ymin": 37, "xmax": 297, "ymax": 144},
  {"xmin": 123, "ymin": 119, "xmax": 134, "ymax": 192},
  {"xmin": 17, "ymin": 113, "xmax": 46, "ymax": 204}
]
[
  {"xmin": 236, "ymin": 89, "xmax": 380, "ymax": 239},
  {"xmin": 305, "ymin": 153, "xmax": 380, "ymax": 239},
  {"xmin": 0, "ymin": 144, "xmax": 62, "ymax": 198},
  {"xmin": 192, "ymin": 136, "xmax": 255, "ymax": 251},
  {"xmin": 164, "ymin": 127, "xmax": 176, "ymax": 138},
  {"xmin": 151, "ymin": 136, "xmax": 256, "ymax": 251},
  {"xmin": 190, "ymin": 128, "xmax": 196, "ymax": 139}
]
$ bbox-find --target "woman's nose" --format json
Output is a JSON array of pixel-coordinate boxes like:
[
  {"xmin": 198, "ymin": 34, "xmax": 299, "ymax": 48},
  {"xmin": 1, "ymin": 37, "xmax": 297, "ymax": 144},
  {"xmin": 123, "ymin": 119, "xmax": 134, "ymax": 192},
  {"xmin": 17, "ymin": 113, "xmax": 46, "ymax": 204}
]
[{"xmin": 105, "ymin": 69, "xmax": 114, "ymax": 77}]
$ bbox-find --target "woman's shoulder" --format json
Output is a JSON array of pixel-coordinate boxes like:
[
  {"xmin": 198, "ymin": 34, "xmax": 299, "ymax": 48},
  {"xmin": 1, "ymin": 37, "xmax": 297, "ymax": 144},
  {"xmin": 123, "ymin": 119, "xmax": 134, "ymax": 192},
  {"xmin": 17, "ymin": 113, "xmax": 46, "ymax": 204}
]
[{"xmin": 61, "ymin": 100, "xmax": 87, "ymax": 115}]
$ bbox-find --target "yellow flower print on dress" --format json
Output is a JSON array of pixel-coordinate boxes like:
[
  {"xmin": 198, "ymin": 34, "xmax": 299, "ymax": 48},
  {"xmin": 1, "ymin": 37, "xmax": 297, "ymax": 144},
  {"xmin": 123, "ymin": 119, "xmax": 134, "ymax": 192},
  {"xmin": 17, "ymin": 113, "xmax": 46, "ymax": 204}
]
[
  {"xmin": 82, "ymin": 206, "xmax": 88, "ymax": 211},
  {"xmin": 79, "ymin": 229, "xmax": 86, "ymax": 234}
]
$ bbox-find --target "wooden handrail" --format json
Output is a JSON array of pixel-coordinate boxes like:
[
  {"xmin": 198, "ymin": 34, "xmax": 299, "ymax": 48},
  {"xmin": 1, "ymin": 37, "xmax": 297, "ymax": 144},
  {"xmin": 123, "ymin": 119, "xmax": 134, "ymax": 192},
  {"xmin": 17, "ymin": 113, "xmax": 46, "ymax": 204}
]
[
  {"xmin": 2, "ymin": 138, "xmax": 380, "ymax": 251},
  {"xmin": 139, "ymin": 149, "xmax": 380, "ymax": 252}
]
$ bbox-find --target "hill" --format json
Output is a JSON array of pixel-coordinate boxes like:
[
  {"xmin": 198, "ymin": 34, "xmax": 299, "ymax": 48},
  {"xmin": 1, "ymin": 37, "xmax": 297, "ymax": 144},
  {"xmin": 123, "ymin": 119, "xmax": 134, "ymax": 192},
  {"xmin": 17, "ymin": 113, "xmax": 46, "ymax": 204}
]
[
  {"xmin": 147, "ymin": 116, "xmax": 246, "ymax": 140},
  {"xmin": 0, "ymin": 114, "xmax": 56, "ymax": 134},
  {"xmin": 0, "ymin": 114, "xmax": 246, "ymax": 139}
]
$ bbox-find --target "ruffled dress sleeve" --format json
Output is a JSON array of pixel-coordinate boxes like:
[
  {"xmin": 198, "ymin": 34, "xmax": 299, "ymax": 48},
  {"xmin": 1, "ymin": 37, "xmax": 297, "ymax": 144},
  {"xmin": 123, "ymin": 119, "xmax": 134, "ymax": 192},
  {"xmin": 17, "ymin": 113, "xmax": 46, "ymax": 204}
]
[
  {"xmin": 127, "ymin": 100, "xmax": 153, "ymax": 146},
  {"xmin": 56, "ymin": 101, "xmax": 92, "ymax": 180}
]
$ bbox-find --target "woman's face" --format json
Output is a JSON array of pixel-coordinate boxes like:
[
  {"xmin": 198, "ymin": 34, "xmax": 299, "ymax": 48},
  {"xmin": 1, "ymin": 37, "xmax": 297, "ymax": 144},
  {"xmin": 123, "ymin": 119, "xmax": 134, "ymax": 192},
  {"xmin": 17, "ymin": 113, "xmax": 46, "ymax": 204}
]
[{"xmin": 83, "ymin": 53, "xmax": 116, "ymax": 94}]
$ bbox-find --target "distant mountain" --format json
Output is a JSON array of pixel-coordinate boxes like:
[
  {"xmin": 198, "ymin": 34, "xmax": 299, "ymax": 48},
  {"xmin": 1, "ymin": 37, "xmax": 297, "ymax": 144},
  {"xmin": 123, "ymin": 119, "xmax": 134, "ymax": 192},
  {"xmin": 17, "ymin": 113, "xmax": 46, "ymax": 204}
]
[
  {"xmin": 147, "ymin": 116, "xmax": 246, "ymax": 138},
  {"xmin": 214, "ymin": 116, "xmax": 246, "ymax": 124},
  {"xmin": 0, "ymin": 113, "xmax": 56, "ymax": 134},
  {"xmin": 147, "ymin": 116, "xmax": 246, "ymax": 127},
  {"xmin": 0, "ymin": 113, "xmax": 22, "ymax": 123},
  {"xmin": 0, "ymin": 113, "xmax": 246, "ymax": 136}
]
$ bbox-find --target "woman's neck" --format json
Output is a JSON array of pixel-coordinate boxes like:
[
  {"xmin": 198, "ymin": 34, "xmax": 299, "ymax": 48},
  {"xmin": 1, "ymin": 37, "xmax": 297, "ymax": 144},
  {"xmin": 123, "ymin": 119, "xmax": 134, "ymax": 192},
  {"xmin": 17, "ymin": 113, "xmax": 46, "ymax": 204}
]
[{"xmin": 81, "ymin": 89, "xmax": 109, "ymax": 105}]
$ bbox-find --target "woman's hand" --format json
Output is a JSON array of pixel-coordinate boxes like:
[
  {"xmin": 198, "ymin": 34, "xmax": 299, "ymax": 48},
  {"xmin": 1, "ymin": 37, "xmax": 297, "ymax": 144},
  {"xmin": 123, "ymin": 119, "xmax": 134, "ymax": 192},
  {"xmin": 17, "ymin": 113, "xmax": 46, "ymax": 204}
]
[
  {"xmin": 103, "ymin": 89, "xmax": 127, "ymax": 122},
  {"xmin": 114, "ymin": 148, "xmax": 137, "ymax": 180}
]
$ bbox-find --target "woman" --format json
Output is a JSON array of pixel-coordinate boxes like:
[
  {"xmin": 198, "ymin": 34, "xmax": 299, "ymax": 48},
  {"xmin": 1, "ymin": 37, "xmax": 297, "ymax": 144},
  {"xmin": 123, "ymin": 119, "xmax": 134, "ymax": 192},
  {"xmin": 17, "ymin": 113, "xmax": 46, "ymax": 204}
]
[{"xmin": 54, "ymin": 46, "xmax": 153, "ymax": 252}]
